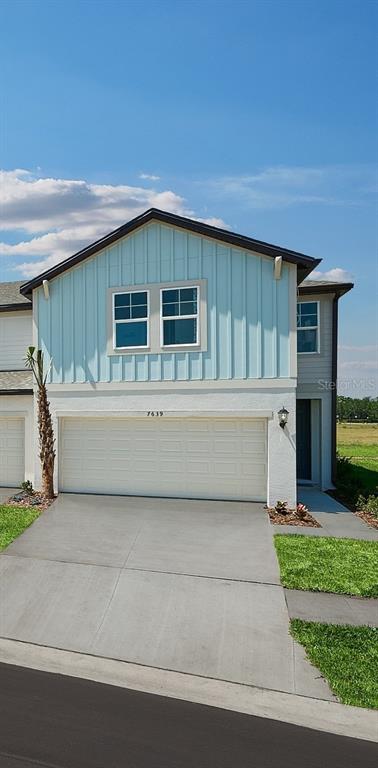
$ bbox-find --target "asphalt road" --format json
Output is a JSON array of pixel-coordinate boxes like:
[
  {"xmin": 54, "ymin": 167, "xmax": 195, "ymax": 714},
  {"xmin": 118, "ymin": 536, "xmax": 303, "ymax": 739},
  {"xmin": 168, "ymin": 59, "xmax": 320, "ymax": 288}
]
[{"xmin": 0, "ymin": 663, "xmax": 376, "ymax": 768}]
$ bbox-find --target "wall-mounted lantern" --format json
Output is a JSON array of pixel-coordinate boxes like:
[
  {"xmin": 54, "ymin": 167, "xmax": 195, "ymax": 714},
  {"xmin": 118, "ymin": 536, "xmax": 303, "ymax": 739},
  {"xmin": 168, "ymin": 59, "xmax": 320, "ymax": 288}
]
[{"xmin": 278, "ymin": 406, "xmax": 289, "ymax": 429}]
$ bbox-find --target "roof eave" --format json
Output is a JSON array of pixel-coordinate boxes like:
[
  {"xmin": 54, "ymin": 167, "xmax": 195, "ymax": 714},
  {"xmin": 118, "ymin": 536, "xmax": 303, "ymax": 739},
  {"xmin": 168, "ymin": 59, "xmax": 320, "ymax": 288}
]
[
  {"xmin": 20, "ymin": 208, "xmax": 320, "ymax": 296},
  {"xmin": 0, "ymin": 389, "xmax": 33, "ymax": 396},
  {"xmin": 298, "ymin": 282, "xmax": 354, "ymax": 298},
  {"xmin": 0, "ymin": 302, "xmax": 32, "ymax": 312}
]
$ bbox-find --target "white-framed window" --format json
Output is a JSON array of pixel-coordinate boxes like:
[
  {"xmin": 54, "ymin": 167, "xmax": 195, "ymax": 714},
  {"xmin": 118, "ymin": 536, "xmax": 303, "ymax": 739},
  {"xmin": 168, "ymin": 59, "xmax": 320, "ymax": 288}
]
[
  {"xmin": 113, "ymin": 289, "xmax": 149, "ymax": 349},
  {"xmin": 160, "ymin": 286, "xmax": 199, "ymax": 347},
  {"xmin": 297, "ymin": 301, "xmax": 319, "ymax": 353}
]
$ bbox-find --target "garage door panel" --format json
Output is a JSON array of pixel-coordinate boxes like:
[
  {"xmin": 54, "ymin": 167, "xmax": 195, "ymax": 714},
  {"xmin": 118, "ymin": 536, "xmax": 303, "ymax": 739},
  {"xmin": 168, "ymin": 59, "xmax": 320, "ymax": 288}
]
[
  {"xmin": 0, "ymin": 418, "xmax": 25, "ymax": 487},
  {"xmin": 59, "ymin": 417, "xmax": 267, "ymax": 501}
]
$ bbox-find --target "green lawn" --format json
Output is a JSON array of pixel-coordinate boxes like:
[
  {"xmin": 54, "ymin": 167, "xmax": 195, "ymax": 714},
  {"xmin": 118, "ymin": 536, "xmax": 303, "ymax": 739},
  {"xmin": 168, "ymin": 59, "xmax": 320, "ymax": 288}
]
[
  {"xmin": 337, "ymin": 425, "xmax": 378, "ymax": 498},
  {"xmin": 338, "ymin": 443, "xmax": 378, "ymax": 459},
  {"xmin": 291, "ymin": 620, "xmax": 378, "ymax": 709},
  {"xmin": 0, "ymin": 505, "xmax": 40, "ymax": 550},
  {"xmin": 337, "ymin": 423, "xmax": 378, "ymax": 445},
  {"xmin": 274, "ymin": 534, "xmax": 378, "ymax": 597}
]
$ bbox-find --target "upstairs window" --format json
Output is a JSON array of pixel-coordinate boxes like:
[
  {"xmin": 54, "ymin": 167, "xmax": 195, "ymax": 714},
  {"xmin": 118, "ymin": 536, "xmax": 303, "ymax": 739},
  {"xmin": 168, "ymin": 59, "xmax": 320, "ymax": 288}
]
[
  {"xmin": 113, "ymin": 290, "xmax": 149, "ymax": 349},
  {"xmin": 297, "ymin": 301, "xmax": 319, "ymax": 353},
  {"xmin": 161, "ymin": 286, "xmax": 199, "ymax": 347}
]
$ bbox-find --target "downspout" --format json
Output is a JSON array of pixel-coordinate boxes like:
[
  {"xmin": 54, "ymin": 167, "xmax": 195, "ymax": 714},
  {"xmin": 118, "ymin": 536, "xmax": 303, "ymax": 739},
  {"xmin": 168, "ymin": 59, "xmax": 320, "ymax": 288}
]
[{"xmin": 331, "ymin": 295, "xmax": 339, "ymax": 485}]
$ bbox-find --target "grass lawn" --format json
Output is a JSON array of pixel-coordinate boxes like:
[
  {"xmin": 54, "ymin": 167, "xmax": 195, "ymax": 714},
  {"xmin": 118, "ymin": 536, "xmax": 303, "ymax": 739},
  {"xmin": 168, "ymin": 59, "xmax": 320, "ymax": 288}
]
[
  {"xmin": 337, "ymin": 423, "xmax": 378, "ymax": 499},
  {"xmin": 291, "ymin": 620, "xmax": 378, "ymax": 709},
  {"xmin": 337, "ymin": 422, "xmax": 378, "ymax": 445},
  {"xmin": 0, "ymin": 505, "xmax": 40, "ymax": 550},
  {"xmin": 274, "ymin": 534, "xmax": 378, "ymax": 597}
]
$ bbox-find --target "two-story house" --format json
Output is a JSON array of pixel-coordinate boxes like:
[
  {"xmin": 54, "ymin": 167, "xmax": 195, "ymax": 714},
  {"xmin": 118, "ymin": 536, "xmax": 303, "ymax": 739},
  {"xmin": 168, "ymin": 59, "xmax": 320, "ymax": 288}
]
[{"xmin": 0, "ymin": 209, "xmax": 352, "ymax": 506}]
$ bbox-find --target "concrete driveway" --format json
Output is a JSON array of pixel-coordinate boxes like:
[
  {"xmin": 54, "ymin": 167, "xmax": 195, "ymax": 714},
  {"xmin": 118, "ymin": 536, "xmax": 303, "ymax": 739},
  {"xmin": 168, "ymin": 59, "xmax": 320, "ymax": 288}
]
[{"xmin": 0, "ymin": 494, "xmax": 332, "ymax": 699}]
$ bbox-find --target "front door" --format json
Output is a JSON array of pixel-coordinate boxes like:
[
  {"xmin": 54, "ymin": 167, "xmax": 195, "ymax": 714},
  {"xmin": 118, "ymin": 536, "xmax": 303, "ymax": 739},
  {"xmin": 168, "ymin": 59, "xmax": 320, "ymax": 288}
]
[{"xmin": 296, "ymin": 400, "xmax": 312, "ymax": 480}]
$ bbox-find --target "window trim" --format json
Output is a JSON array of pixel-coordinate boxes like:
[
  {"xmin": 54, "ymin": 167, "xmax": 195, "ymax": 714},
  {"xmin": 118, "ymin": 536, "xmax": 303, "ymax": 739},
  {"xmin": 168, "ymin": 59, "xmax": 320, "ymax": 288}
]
[
  {"xmin": 112, "ymin": 289, "xmax": 150, "ymax": 351},
  {"xmin": 107, "ymin": 279, "xmax": 207, "ymax": 356},
  {"xmin": 160, "ymin": 285, "xmax": 200, "ymax": 349},
  {"xmin": 297, "ymin": 300, "xmax": 320, "ymax": 354}
]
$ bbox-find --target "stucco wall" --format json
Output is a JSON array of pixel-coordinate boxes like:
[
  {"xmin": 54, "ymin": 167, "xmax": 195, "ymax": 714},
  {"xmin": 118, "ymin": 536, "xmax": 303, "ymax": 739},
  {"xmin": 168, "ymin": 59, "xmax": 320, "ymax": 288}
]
[{"xmin": 33, "ymin": 384, "xmax": 297, "ymax": 507}]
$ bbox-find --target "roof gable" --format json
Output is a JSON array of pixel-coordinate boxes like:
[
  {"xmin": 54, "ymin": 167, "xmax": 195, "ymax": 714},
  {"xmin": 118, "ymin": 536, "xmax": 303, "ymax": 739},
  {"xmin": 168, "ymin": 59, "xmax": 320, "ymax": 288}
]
[{"xmin": 20, "ymin": 209, "xmax": 320, "ymax": 296}]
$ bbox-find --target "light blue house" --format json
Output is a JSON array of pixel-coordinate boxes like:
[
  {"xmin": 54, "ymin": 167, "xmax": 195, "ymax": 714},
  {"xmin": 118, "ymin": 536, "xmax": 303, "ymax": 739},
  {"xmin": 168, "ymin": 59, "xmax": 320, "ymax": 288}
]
[{"xmin": 0, "ymin": 209, "xmax": 353, "ymax": 504}]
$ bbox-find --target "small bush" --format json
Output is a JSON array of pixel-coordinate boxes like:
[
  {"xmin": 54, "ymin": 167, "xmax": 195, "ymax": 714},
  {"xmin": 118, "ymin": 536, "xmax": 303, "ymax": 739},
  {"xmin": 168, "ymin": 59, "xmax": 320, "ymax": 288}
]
[
  {"xmin": 21, "ymin": 480, "xmax": 34, "ymax": 496},
  {"xmin": 275, "ymin": 500, "xmax": 289, "ymax": 515},
  {"xmin": 335, "ymin": 453, "xmax": 364, "ymax": 504},
  {"xmin": 356, "ymin": 494, "xmax": 378, "ymax": 519},
  {"xmin": 296, "ymin": 503, "xmax": 309, "ymax": 520}
]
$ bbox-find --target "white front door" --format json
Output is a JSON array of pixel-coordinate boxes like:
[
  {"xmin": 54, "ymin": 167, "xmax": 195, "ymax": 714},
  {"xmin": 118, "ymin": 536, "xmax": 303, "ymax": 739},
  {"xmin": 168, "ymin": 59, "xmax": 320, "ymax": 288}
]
[
  {"xmin": 59, "ymin": 416, "xmax": 267, "ymax": 501},
  {"xmin": 0, "ymin": 418, "xmax": 25, "ymax": 487}
]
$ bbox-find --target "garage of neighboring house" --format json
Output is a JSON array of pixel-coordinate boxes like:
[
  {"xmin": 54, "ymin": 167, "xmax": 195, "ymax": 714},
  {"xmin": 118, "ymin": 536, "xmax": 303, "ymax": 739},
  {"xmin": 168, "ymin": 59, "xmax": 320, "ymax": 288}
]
[
  {"xmin": 58, "ymin": 416, "xmax": 268, "ymax": 501},
  {"xmin": 0, "ymin": 417, "xmax": 25, "ymax": 487}
]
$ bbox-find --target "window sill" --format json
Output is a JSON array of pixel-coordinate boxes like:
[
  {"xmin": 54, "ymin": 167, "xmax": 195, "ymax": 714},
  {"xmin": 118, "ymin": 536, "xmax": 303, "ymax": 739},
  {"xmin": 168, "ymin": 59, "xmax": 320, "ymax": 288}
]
[
  {"xmin": 161, "ymin": 344, "xmax": 202, "ymax": 353},
  {"xmin": 110, "ymin": 347, "xmax": 151, "ymax": 355}
]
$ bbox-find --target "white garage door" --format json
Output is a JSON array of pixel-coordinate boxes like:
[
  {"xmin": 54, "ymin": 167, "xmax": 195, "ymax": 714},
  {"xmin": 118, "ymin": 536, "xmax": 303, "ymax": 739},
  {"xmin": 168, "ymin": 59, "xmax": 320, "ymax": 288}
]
[
  {"xmin": 0, "ymin": 418, "xmax": 25, "ymax": 487},
  {"xmin": 59, "ymin": 417, "xmax": 267, "ymax": 501}
]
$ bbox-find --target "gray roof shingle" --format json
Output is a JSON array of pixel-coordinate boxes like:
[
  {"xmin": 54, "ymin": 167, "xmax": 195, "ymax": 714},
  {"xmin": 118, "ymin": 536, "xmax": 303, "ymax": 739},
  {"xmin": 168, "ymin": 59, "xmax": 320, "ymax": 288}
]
[
  {"xmin": 0, "ymin": 281, "xmax": 32, "ymax": 309},
  {"xmin": 0, "ymin": 371, "xmax": 33, "ymax": 393},
  {"xmin": 299, "ymin": 279, "xmax": 353, "ymax": 296}
]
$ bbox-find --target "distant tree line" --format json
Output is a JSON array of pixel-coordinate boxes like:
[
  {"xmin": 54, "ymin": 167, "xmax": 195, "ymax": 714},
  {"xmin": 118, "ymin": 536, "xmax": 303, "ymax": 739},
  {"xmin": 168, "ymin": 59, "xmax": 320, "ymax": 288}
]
[{"xmin": 337, "ymin": 396, "xmax": 378, "ymax": 423}]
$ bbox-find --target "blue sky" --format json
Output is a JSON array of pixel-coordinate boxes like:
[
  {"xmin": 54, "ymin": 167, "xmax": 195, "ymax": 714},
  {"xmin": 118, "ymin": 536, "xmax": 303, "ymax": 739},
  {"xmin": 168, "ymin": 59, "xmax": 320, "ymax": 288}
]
[{"xmin": 0, "ymin": 0, "xmax": 377, "ymax": 392}]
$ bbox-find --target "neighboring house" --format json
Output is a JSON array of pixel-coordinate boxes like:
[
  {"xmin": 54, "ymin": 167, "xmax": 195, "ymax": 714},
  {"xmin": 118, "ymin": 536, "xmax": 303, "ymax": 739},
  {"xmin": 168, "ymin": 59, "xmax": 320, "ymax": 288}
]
[
  {"xmin": 0, "ymin": 209, "xmax": 353, "ymax": 505},
  {"xmin": 0, "ymin": 281, "xmax": 33, "ymax": 486}
]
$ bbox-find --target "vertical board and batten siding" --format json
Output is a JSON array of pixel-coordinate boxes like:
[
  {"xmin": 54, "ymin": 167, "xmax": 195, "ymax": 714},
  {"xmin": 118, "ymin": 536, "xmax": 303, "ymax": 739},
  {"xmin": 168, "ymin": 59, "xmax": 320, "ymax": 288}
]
[
  {"xmin": 297, "ymin": 294, "xmax": 333, "ymax": 385},
  {"xmin": 37, "ymin": 223, "xmax": 291, "ymax": 384},
  {"xmin": 0, "ymin": 312, "xmax": 33, "ymax": 370}
]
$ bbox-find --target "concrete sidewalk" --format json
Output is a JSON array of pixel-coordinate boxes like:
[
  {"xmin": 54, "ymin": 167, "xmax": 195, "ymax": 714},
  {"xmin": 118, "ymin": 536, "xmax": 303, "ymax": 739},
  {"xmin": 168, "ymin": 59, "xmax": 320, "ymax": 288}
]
[
  {"xmin": 0, "ymin": 487, "xmax": 18, "ymax": 504},
  {"xmin": 285, "ymin": 589, "xmax": 378, "ymax": 627},
  {"xmin": 278, "ymin": 488, "xmax": 378, "ymax": 540}
]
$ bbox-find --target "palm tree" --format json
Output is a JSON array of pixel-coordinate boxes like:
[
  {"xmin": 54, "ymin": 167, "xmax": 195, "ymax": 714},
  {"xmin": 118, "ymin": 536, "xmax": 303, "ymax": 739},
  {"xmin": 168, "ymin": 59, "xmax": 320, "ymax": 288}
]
[{"xmin": 25, "ymin": 347, "xmax": 55, "ymax": 499}]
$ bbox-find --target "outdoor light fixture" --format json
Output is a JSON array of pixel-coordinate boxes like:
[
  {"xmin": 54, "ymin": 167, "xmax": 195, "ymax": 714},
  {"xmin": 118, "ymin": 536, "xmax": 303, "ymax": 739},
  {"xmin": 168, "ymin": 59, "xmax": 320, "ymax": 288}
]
[{"xmin": 278, "ymin": 406, "xmax": 289, "ymax": 429}]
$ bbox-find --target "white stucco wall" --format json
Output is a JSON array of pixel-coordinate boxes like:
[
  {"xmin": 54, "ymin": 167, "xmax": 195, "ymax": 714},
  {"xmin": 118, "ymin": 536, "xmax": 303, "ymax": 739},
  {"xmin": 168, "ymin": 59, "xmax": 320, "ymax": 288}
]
[{"xmin": 33, "ymin": 383, "xmax": 297, "ymax": 507}]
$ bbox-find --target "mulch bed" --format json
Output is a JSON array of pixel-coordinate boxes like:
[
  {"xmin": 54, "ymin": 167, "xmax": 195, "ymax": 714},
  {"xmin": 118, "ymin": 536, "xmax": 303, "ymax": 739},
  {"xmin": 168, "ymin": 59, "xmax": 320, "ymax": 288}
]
[
  {"xmin": 4, "ymin": 491, "xmax": 55, "ymax": 513},
  {"xmin": 327, "ymin": 491, "xmax": 378, "ymax": 530},
  {"xmin": 355, "ymin": 509, "xmax": 378, "ymax": 530},
  {"xmin": 266, "ymin": 507, "xmax": 321, "ymax": 527}
]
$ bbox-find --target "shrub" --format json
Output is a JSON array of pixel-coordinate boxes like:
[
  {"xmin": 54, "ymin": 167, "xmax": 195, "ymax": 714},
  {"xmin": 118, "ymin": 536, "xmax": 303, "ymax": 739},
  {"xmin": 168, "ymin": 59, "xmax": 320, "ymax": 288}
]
[
  {"xmin": 335, "ymin": 453, "xmax": 363, "ymax": 503},
  {"xmin": 356, "ymin": 494, "xmax": 378, "ymax": 519},
  {"xmin": 275, "ymin": 500, "xmax": 289, "ymax": 515},
  {"xmin": 296, "ymin": 502, "xmax": 309, "ymax": 520},
  {"xmin": 21, "ymin": 480, "xmax": 34, "ymax": 496}
]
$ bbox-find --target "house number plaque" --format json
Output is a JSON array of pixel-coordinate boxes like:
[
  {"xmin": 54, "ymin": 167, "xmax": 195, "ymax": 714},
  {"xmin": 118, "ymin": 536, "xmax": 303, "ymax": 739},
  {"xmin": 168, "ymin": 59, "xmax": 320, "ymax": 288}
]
[{"xmin": 147, "ymin": 411, "xmax": 164, "ymax": 416}]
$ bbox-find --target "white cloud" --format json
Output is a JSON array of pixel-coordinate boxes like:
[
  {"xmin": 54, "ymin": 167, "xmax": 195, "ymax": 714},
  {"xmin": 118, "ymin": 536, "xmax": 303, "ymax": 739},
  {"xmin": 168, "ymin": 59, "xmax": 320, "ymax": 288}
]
[
  {"xmin": 310, "ymin": 267, "xmax": 354, "ymax": 283},
  {"xmin": 203, "ymin": 164, "xmax": 376, "ymax": 210},
  {"xmin": 339, "ymin": 360, "xmax": 378, "ymax": 371},
  {"xmin": 338, "ymin": 342, "xmax": 378, "ymax": 396},
  {"xmin": 139, "ymin": 173, "xmax": 160, "ymax": 181},
  {"xmin": 0, "ymin": 169, "xmax": 227, "ymax": 277},
  {"xmin": 339, "ymin": 345, "xmax": 377, "ymax": 353}
]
